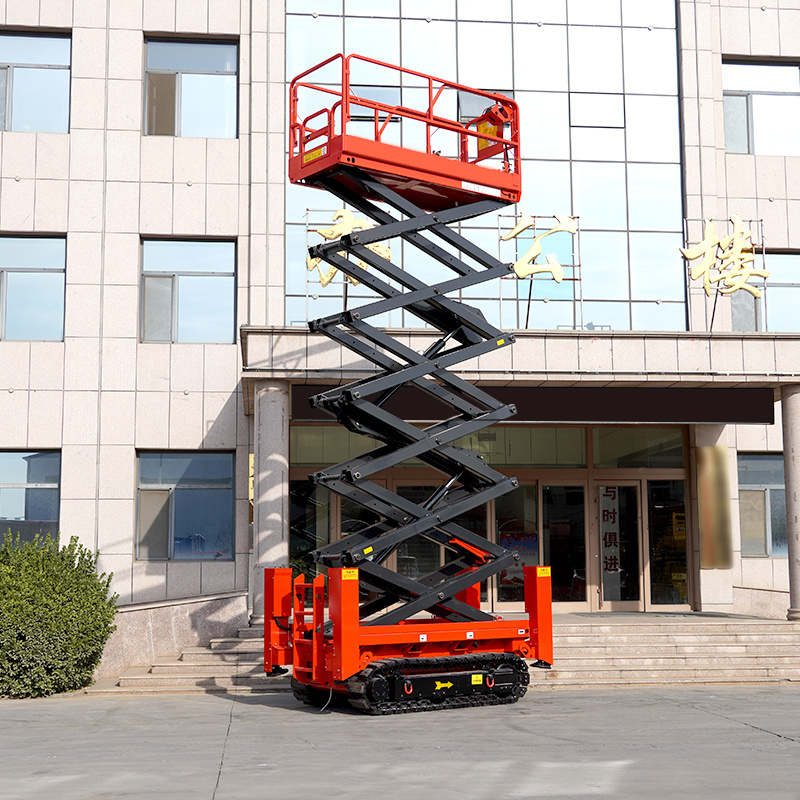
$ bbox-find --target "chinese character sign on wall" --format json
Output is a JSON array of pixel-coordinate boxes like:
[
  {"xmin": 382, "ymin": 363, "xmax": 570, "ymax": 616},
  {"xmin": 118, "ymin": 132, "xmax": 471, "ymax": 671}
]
[{"xmin": 680, "ymin": 215, "xmax": 769, "ymax": 298}]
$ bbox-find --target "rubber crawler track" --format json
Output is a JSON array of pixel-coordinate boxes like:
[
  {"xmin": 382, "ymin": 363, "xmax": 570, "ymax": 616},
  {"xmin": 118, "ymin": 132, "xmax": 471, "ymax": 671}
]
[{"xmin": 345, "ymin": 653, "xmax": 530, "ymax": 715}]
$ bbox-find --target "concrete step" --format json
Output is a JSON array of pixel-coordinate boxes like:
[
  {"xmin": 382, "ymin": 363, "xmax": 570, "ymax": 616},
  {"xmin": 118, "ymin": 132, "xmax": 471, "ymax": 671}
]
[
  {"xmin": 531, "ymin": 665, "xmax": 800, "ymax": 681},
  {"xmin": 552, "ymin": 654, "xmax": 800, "ymax": 668},
  {"xmin": 149, "ymin": 660, "xmax": 264, "ymax": 676},
  {"xmin": 181, "ymin": 647, "xmax": 261, "ymax": 663},
  {"xmin": 208, "ymin": 638, "xmax": 264, "ymax": 653},
  {"xmin": 117, "ymin": 670, "xmax": 292, "ymax": 690}
]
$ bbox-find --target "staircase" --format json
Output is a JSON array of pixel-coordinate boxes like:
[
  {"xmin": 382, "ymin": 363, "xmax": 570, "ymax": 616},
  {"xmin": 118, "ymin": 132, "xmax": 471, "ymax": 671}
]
[
  {"xmin": 529, "ymin": 615, "xmax": 800, "ymax": 690},
  {"xmin": 88, "ymin": 614, "xmax": 800, "ymax": 694},
  {"xmin": 88, "ymin": 626, "xmax": 290, "ymax": 695}
]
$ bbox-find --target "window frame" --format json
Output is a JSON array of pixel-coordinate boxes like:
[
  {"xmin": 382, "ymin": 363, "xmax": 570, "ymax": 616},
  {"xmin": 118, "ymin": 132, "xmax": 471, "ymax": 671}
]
[
  {"xmin": 738, "ymin": 453, "xmax": 787, "ymax": 558},
  {"xmin": 135, "ymin": 451, "xmax": 235, "ymax": 562},
  {"xmin": 0, "ymin": 236, "xmax": 66, "ymax": 342},
  {"xmin": 0, "ymin": 32, "xmax": 71, "ymax": 133},
  {"xmin": 140, "ymin": 238, "xmax": 237, "ymax": 344},
  {"xmin": 143, "ymin": 38, "xmax": 239, "ymax": 138},
  {"xmin": 0, "ymin": 450, "xmax": 61, "ymax": 544},
  {"xmin": 722, "ymin": 60, "xmax": 800, "ymax": 156}
]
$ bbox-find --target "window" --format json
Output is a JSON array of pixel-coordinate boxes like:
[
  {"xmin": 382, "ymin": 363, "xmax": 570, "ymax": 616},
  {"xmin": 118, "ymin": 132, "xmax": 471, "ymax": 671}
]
[
  {"xmin": 0, "ymin": 237, "xmax": 65, "ymax": 341},
  {"xmin": 145, "ymin": 40, "xmax": 237, "ymax": 138},
  {"xmin": 141, "ymin": 240, "xmax": 235, "ymax": 343},
  {"xmin": 0, "ymin": 452, "xmax": 60, "ymax": 545},
  {"xmin": 731, "ymin": 253, "xmax": 800, "ymax": 333},
  {"xmin": 137, "ymin": 452, "xmax": 234, "ymax": 561},
  {"xmin": 738, "ymin": 454, "xmax": 787, "ymax": 558},
  {"xmin": 0, "ymin": 34, "xmax": 70, "ymax": 132},
  {"xmin": 723, "ymin": 63, "xmax": 800, "ymax": 155}
]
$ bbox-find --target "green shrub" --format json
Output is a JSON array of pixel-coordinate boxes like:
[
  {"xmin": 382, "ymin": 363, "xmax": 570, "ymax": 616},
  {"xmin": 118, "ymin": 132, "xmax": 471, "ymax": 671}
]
[{"xmin": 0, "ymin": 533, "xmax": 118, "ymax": 698}]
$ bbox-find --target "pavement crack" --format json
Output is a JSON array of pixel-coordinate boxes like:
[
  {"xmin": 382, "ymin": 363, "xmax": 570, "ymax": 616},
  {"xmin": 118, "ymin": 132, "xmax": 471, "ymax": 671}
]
[
  {"xmin": 658, "ymin": 694, "xmax": 800, "ymax": 744},
  {"xmin": 211, "ymin": 695, "xmax": 237, "ymax": 800}
]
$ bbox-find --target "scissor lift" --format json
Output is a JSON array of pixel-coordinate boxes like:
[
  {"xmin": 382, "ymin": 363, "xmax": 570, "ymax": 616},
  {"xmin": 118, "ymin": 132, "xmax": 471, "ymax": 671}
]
[{"xmin": 265, "ymin": 54, "xmax": 553, "ymax": 714}]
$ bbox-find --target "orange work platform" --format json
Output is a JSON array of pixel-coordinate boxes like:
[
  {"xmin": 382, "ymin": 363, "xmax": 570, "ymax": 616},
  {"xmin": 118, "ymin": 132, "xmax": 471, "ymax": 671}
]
[{"xmin": 289, "ymin": 54, "xmax": 522, "ymax": 212}]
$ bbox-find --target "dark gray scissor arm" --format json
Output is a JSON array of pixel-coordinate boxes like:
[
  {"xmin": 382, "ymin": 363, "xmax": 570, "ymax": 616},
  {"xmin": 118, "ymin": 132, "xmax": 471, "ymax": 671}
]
[{"xmin": 300, "ymin": 166, "xmax": 524, "ymax": 624}]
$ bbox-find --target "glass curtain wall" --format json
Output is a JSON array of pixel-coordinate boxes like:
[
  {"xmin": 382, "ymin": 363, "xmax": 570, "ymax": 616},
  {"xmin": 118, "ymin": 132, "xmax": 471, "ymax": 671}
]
[{"xmin": 285, "ymin": 0, "xmax": 685, "ymax": 332}]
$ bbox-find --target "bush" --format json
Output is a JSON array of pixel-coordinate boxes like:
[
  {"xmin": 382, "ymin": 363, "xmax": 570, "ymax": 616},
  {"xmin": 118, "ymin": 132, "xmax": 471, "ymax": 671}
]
[{"xmin": 0, "ymin": 533, "xmax": 118, "ymax": 698}]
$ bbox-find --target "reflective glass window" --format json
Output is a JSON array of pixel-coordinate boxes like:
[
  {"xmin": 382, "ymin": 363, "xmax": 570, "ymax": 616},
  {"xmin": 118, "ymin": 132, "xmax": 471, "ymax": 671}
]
[
  {"xmin": 513, "ymin": 24, "xmax": 568, "ymax": 92},
  {"xmin": 0, "ymin": 237, "xmax": 65, "ymax": 341},
  {"xmin": 145, "ymin": 40, "xmax": 237, "ymax": 138},
  {"xmin": 630, "ymin": 301, "xmax": 687, "ymax": 331},
  {"xmin": 625, "ymin": 95, "xmax": 680, "ymax": 162},
  {"xmin": 402, "ymin": 0, "xmax": 456, "ymax": 18},
  {"xmin": 571, "ymin": 127, "xmax": 625, "ymax": 161},
  {"xmin": 628, "ymin": 232, "xmax": 685, "ymax": 301},
  {"xmin": 738, "ymin": 454, "xmax": 787, "ymax": 558},
  {"xmin": 621, "ymin": 0, "xmax": 676, "ymax": 28},
  {"xmin": 567, "ymin": 0, "xmax": 620, "ymax": 26},
  {"xmin": 751, "ymin": 94, "xmax": 800, "ymax": 156},
  {"xmin": 568, "ymin": 27, "xmax": 623, "ymax": 93},
  {"xmin": 458, "ymin": 22, "xmax": 512, "ymax": 89},
  {"xmin": 401, "ymin": 20, "xmax": 456, "ymax": 81},
  {"xmin": 513, "ymin": 0, "xmax": 566, "ymax": 24},
  {"xmin": 582, "ymin": 301, "xmax": 631, "ymax": 331},
  {"xmin": 723, "ymin": 94, "xmax": 749, "ymax": 154},
  {"xmin": 626, "ymin": 164, "xmax": 683, "ymax": 232},
  {"xmin": 137, "ymin": 452, "xmax": 234, "ymax": 561},
  {"xmin": 458, "ymin": 0, "xmax": 511, "ymax": 22},
  {"xmin": 518, "ymin": 92, "xmax": 569, "ymax": 159},
  {"xmin": 0, "ymin": 452, "xmax": 60, "ymax": 545},
  {"xmin": 346, "ymin": 0, "xmax": 399, "ymax": 15},
  {"xmin": 594, "ymin": 428, "xmax": 684, "ymax": 469},
  {"xmin": 141, "ymin": 240, "xmax": 236, "ymax": 343},
  {"xmin": 622, "ymin": 28, "xmax": 678, "ymax": 95},
  {"xmin": 580, "ymin": 231, "xmax": 630, "ymax": 301},
  {"xmin": 570, "ymin": 93, "xmax": 625, "ymax": 128},
  {"xmin": 345, "ymin": 18, "xmax": 400, "ymax": 84},
  {"xmin": 572, "ymin": 162, "xmax": 627, "ymax": 230},
  {"xmin": 521, "ymin": 161, "xmax": 572, "ymax": 218},
  {"xmin": 286, "ymin": 15, "xmax": 343, "ymax": 83},
  {"xmin": 722, "ymin": 63, "xmax": 800, "ymax": 155},
  {"xmin": 0, "ymin": 35, "xmax": 70, "ymax": 133}
]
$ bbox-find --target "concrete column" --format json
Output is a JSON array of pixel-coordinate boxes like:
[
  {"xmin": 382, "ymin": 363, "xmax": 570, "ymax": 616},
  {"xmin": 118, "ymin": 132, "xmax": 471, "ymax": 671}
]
[
  {"xmin": 781, "ymin": 386, "xmax": 800, "ymax": 621},
  {"xmin": 250, "ymin": 379, "xmax": 291, "ymax": 625}
]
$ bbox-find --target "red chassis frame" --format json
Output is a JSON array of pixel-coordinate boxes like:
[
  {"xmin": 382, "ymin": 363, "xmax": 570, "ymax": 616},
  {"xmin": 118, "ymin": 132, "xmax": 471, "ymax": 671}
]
[
  {"xmin": 288, "ymin": 53, "xmax": 522, "ymax": 212},
  {"xmin": 265, "ymin": 566, "xmax": 553, "ymax": 691}
]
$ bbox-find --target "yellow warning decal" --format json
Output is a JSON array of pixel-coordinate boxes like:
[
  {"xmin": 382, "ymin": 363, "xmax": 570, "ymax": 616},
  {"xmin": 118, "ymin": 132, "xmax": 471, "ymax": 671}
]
[
  {"xmin": 471, "ymin": 674, "xmax": 483, "ymax": 685},
  {"xmin": 497, "ymin": 338, "xmax": 505, "ymax": 346},
  {"xmin": 303, "ymin": 145, "xmax": 327, "ymax": 164},
  {"xmin": 536, "ymin": 566, "xmax": 551, "ymax": 577},
  {"xmin": 364, "ymin": 546, "xmax": 373, "ymax": 555},
  {"xmin": 341, "ymin": 568, "xmax": 359, "ymax": 580}
]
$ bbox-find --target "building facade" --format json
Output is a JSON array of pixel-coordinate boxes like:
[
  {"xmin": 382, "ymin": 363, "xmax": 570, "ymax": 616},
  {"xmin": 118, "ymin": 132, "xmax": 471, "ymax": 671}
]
[{"xmin": 0, "ymin": 0, "xmax": 799, "ymax": 670}]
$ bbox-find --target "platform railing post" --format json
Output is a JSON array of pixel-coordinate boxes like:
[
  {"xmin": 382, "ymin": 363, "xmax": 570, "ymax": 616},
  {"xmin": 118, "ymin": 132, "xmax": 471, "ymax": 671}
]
[
  {"xmin": 263, "ymin": 568, "xmax": 293, "ymax": 673},
  {"xmin": 524, "ymin": 565, "xmax": 553, "ymax": 666},
  {"xmin": 329, "ymin": 567, "xmax": 362, "ymax": 682}
]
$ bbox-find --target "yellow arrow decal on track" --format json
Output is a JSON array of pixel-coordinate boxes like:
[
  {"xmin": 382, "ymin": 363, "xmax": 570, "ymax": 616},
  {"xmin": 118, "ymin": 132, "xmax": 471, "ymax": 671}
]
[{"xmin": 434, "ymin": 681, "xmax": 454, "ymax": 691}]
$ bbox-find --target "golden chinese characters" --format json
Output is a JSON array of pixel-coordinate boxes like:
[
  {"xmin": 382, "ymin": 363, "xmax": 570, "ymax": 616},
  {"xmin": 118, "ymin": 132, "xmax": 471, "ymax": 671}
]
[
  {"xmin": 680, "ymin": 215, "xmax": 769, "ymax": 298},
  {"xmin": 501, "ymin": 213, "xmax": 578, "ymax": 281},
  {"xmin": 307, "ymin": 209, "xmax": 391, "ymax": 287}
]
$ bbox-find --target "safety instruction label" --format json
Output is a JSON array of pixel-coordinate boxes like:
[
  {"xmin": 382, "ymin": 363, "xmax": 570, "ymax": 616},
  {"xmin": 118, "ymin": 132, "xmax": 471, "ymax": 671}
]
[
  {"xmin": 471, "ymin": 674, "xmax": 483, "ymax": 685},
  {"xmin": 536, "ymin": 566, "xmax": 551, "ymax": 577},
  {"xmin": 303, "ymin": 145, "xmax": 327, "ymax": 164},
  {"xmin": 341, "ymin": 568, "xmax": 359, "ymax": 580}
]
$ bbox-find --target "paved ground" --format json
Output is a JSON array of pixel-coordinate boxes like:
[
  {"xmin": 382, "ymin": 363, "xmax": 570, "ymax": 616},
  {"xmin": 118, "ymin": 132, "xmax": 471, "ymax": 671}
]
[{"xmin": 1, "ymin": 685, "xmax": 800, "ymax": 799}]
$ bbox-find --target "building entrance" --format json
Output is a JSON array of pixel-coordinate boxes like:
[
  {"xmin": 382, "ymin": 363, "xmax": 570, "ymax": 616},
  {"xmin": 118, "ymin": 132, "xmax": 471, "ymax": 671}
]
[
  {"xmin": 288, "ymin": 424, "xmax": 691, "ymax": 612},
  {"xmin": 591, "ymin": 481, "xmax": 689, "ymax": 611}
]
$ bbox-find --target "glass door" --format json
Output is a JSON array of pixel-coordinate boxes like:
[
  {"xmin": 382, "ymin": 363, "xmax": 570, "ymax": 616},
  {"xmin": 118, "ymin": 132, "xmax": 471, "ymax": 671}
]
[
  {"xmin": 596, "ymin": 484, "xmax": 643, "ymax": 610},
  {"xmin": 542, "ymin": 484, "xmax": 587, "ymax": 608}
]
